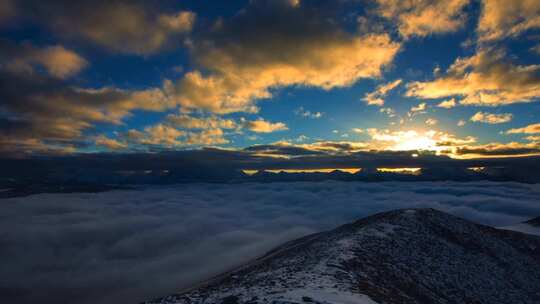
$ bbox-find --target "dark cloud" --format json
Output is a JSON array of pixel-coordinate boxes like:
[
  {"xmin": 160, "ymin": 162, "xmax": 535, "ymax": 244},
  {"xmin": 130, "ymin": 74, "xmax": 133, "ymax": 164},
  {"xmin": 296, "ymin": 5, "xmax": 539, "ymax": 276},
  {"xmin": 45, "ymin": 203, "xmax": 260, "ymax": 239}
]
[
  {"xmin": 0, "ymin": 40, "xmax": 172, "ymax": 155},
  {"xmin": 3, "ymin": 0, "xmax": 195, "ymax": 54}
]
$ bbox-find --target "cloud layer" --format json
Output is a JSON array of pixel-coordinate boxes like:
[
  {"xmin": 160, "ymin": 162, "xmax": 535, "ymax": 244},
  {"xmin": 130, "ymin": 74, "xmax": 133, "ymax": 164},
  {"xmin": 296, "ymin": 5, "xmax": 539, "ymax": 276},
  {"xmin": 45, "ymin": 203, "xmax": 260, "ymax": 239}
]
[{"xmin": 1, "ymin": 181, "xmax": 539, "ymax": 304}]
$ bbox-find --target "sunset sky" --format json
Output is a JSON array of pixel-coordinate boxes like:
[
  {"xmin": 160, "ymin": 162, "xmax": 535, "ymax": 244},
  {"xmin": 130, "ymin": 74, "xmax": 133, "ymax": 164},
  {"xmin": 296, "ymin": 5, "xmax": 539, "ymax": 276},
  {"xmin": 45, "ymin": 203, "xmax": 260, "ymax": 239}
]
[{"xmin": 1, "ymin": 0, "xmax": 539, "ymax": 159}]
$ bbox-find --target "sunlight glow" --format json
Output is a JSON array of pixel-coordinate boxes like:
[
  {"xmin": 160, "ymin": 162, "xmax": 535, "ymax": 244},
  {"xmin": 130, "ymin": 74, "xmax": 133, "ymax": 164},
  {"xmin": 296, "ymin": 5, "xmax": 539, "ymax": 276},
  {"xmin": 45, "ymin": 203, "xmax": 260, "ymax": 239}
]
[{"xmin": 377, "ymin": 168, "xmax": 422, "ymax": 174}]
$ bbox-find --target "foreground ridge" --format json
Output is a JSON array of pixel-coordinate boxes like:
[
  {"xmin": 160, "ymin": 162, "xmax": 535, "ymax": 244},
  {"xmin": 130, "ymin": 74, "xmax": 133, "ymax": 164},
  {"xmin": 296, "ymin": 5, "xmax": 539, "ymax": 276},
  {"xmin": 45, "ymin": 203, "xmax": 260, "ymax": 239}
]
[{"xmin": 146, "ymin": 208, "xmax": 540, "ymax": 304}]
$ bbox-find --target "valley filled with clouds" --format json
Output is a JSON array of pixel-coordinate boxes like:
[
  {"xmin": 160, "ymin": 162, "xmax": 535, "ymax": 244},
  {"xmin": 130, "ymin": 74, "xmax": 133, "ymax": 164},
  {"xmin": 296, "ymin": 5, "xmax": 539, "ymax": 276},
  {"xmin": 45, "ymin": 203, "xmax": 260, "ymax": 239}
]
[{"xmin": 2, "ymin": 181, "xmax": 540, "ymax": 303}]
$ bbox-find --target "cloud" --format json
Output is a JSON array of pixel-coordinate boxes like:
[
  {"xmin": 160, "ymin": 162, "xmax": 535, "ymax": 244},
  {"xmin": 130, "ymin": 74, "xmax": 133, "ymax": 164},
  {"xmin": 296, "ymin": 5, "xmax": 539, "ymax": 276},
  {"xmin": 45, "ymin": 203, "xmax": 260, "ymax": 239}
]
[
  {"xmin": 5, "ymin": 1, "xmax": 195, "ymax": 54},
  {"xmin": 169, "ymin": 1, "xmax": 401, "ymax": 113},
  {"xmin": 242, "ymin": 118, "xmax": 288, "ymax": 133},
  {"xmin": 437, "ymin": 98, "xmax": 457, "ymax": 109},
  {"xmin": 124, "ymin": 124, "xmax": 229, "ymax": 148},
  {"xmin": 470, "ymin": 112, "xmax": 513, "ymax": 124},
  {"xmin": 375, "ymin": 0, "xmax": 470, "ymax": 38},
  {"xmin": 0, "ymin": 72, "xmax": 172, "ymax": 155},
  {"xmin": 0, "ymin": 39, "xmax": 181, "ymax": 155},
  {"xmin": 1, "ymin": 182, "xmax": 539, "ymax": 303},
  {"xmin": 185, "ymin": 128, "xmax": 229, "ymax": 145},
  {"xmin": 366, "ymin": 128, "xmax": 476, "ymax": 153},
  {"xmin": 132, "ymin": 124, "xmax": 186, "ymax": 146},
  {"xmin": 507, "ymin": 123, "xmax": 540, "ymax": 134},
  {"xmin": 363, "ymin": 79, "xmax": 402, "ymax": 106},
  {"xmin": 294, "ymin": 107, "xmax": 323, "ymax": 119},
  {"xmin": 406, "ymin": 48, "xmax": 540, "ymax": 106},
  {"xmin": 410, "ymin": 102, "xmax": 427, "ymax": 113},
  {"xmin": 166, "ymin": 114, "xmax": 237, "ymax": 130},
  {"xmin": 425, "ymin": 118, "xmax": 438, "ymax": 126},
  {"xmin": 526, "ymin": 136, "xmax": 540, "ymax": 142},
  {"xmin": 94, "ymin": 135, "xmax": 128, "ymax": 150},
  {"xmin": 379, "ymin": 107, "xmax": 396, "ymax": 117},
  {"xmin": 477, "ymin": 0, "xmax": 540, "ymax": 42},
  {"xmin": 452, "ymin": 141, "xmax": 540, "ymax": 158},
  {"xmin": 0, "ymin": 40, "xmax": 87, "ymax": 78}
]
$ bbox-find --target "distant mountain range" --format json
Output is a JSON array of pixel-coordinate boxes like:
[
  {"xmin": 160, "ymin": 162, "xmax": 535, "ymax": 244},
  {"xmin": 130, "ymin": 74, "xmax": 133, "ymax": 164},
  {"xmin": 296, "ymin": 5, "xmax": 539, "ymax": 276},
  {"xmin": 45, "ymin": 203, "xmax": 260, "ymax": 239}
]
[
  {"xmin": 3, "ymin": 165, "xmax": 540, "ymax": 198},
  {"xmin": 145, "ymin": 209, "xmax": 540, "ymax": 304}
]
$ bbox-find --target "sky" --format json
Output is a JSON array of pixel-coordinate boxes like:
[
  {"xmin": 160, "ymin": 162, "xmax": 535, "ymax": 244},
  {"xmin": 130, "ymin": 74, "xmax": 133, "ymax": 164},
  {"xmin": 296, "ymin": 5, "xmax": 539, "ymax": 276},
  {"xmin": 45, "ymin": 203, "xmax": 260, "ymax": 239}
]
[{"xmin": 1, "ymin": 0, "xmax": 540, "ymax": 160}]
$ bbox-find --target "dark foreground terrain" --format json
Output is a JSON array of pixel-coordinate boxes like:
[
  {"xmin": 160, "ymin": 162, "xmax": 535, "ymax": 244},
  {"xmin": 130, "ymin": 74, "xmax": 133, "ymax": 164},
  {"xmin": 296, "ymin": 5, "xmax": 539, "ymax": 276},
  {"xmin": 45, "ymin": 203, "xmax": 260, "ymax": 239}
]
[{"xmin": 146, "ymin": 208, "xmax": 540, "ymax": 304}]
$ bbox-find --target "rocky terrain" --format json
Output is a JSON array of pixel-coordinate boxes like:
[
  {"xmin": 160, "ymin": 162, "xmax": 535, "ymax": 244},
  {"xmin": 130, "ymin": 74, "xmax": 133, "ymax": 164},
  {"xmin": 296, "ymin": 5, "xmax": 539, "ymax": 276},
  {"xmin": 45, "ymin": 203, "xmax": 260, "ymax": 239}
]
[{"xmin": 145, "ymin": 208, "xmax": 540, "ymax": 304}]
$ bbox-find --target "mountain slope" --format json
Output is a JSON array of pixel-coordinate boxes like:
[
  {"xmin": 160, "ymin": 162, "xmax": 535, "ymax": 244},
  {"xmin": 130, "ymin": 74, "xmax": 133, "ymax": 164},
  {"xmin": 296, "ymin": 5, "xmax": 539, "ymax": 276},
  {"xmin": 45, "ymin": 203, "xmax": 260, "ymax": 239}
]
[
  {"xmin": 146, "ymin": 209, "xmax": 540, "ymax": 304},
  {"xmin": 500, "ymin": 216, "xmax": 540, "ymax": 236}
]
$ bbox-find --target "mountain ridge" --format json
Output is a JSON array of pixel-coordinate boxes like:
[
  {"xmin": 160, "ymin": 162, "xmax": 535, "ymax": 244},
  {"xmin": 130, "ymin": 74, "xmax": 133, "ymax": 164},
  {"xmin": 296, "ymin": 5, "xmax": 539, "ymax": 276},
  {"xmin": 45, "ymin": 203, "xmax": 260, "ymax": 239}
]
[{"xmin": 145, "ymin": 208, "xmax": 540, "ymax": 304}]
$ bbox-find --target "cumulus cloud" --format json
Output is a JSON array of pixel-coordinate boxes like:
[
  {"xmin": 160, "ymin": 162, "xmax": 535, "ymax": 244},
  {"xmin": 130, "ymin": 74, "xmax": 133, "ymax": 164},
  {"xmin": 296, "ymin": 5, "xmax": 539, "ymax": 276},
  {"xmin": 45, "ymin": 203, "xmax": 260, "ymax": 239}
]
[
  {"xmin": 477, "ymin": 0, "xmax": 540, "ymax": 42},
  {"xmin": 4, "ymin": 1, "xmax": 195, "ymax": 54},
  {"xmin": 168, "ymin": 1, "xmax": 401, "ymax": 113},
  {"xmin": 1, "ymin": 182, "xmax": 539, "ymax": 304},
  {"xmin": 470, "ymin": 111, "xmax": 513, "ymax": 124},
  {"xmin": 375, "ymin": 0, "xmax": 470, "ymax": 38},
  {"xmin": 0, "ymin": 40, "xmax": 87, "ymax": 78},
  {"xmin": 362, "ymin": 79, "xmax": 402, "ymax": 106},
  {"xmin": 406, "ymin": 48, "xmax": 540, "ymax": 106},
  {"xmin": 242, "ymin": 118, "xmax": 288, "ymax": 133},
  {"xmin": 507, "ymin": 123, "xmax": 540, "ymax": 134},
  {"xmin": 437, "ymin": 98, "xmax": 457, "ymax": 109}
]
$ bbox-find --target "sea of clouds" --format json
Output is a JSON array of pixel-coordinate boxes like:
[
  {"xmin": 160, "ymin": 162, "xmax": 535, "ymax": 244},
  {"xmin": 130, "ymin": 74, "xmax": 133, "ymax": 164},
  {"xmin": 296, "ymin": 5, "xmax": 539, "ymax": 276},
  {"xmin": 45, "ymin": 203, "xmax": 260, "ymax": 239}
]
[{"xmin": 1, "ymin": 181, "xmax": 540, "ymax": 304}]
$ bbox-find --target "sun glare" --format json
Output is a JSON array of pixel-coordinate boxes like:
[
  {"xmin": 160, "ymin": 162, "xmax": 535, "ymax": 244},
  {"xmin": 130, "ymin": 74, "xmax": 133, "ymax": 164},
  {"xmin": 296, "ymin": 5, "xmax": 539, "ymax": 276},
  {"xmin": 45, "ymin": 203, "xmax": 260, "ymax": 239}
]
[{"xmin": 387, "ymin": 130, "xmax": 438, "ymax": 151}]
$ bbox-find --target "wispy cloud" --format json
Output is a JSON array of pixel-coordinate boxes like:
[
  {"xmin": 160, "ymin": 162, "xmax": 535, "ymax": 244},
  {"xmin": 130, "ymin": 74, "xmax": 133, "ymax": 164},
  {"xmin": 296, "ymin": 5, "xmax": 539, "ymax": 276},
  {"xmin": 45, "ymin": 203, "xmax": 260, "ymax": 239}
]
[{"xmin": 363, "ymin": 79, "xmax": 402, "ymax": 106}]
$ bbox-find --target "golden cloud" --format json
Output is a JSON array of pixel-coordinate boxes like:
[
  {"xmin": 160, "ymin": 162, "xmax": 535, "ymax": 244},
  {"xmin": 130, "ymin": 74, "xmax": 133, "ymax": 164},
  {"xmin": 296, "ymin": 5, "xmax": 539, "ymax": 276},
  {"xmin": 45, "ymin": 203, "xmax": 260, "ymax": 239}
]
[
  {"xmin": 507, "ymin": 123, "xmax": 540, "ymax": 134},
  {"xmin": 124, "ymin": 124, "xmax": 229, "ymax": 148},
  {"xmin": 2, "ymin": 42, "xmax": 87, "ymax": 79},
  {"xmin": 242, "ymin": 118, "xmax": 288, "ymax": 133},
  {"xmin": 406, "ymin": 49, "xmax": 540, "ymax": 106},
  {"xmin": 168, "ymin": 1, "xmax": 401, "ymax": 113},
  {"xmin": 478, "ymin": 0, "xmax": 540, "ymax": 42},
  {"xmin": 470, "ymin": 112, "xmax": 513, "ymax": 124},
  {"xmin": 363, "ymin": 79, "xmax": 402, "ymax": 106},
  {"xmin": 437, "ymin": 98, "xmax": 457, "ymax": 109},
  {"xmin": 376, "ymin": 0, "xmax": 469, "ymax": 38},
  {"xmin": 95, "ymin": 135, "xmax": 127, "ymax": 150},
  {"xmin": 167, "ymin": 114, "xmax": 238, "ymax": 130}
]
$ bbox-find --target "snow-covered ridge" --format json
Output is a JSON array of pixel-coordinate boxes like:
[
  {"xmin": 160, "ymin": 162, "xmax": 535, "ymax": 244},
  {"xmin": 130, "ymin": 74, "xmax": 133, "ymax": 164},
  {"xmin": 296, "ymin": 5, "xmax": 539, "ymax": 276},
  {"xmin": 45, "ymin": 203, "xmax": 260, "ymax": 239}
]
[{"xmin": 145, "ymin": 209, "xmax": 540, "ymax": 304}]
